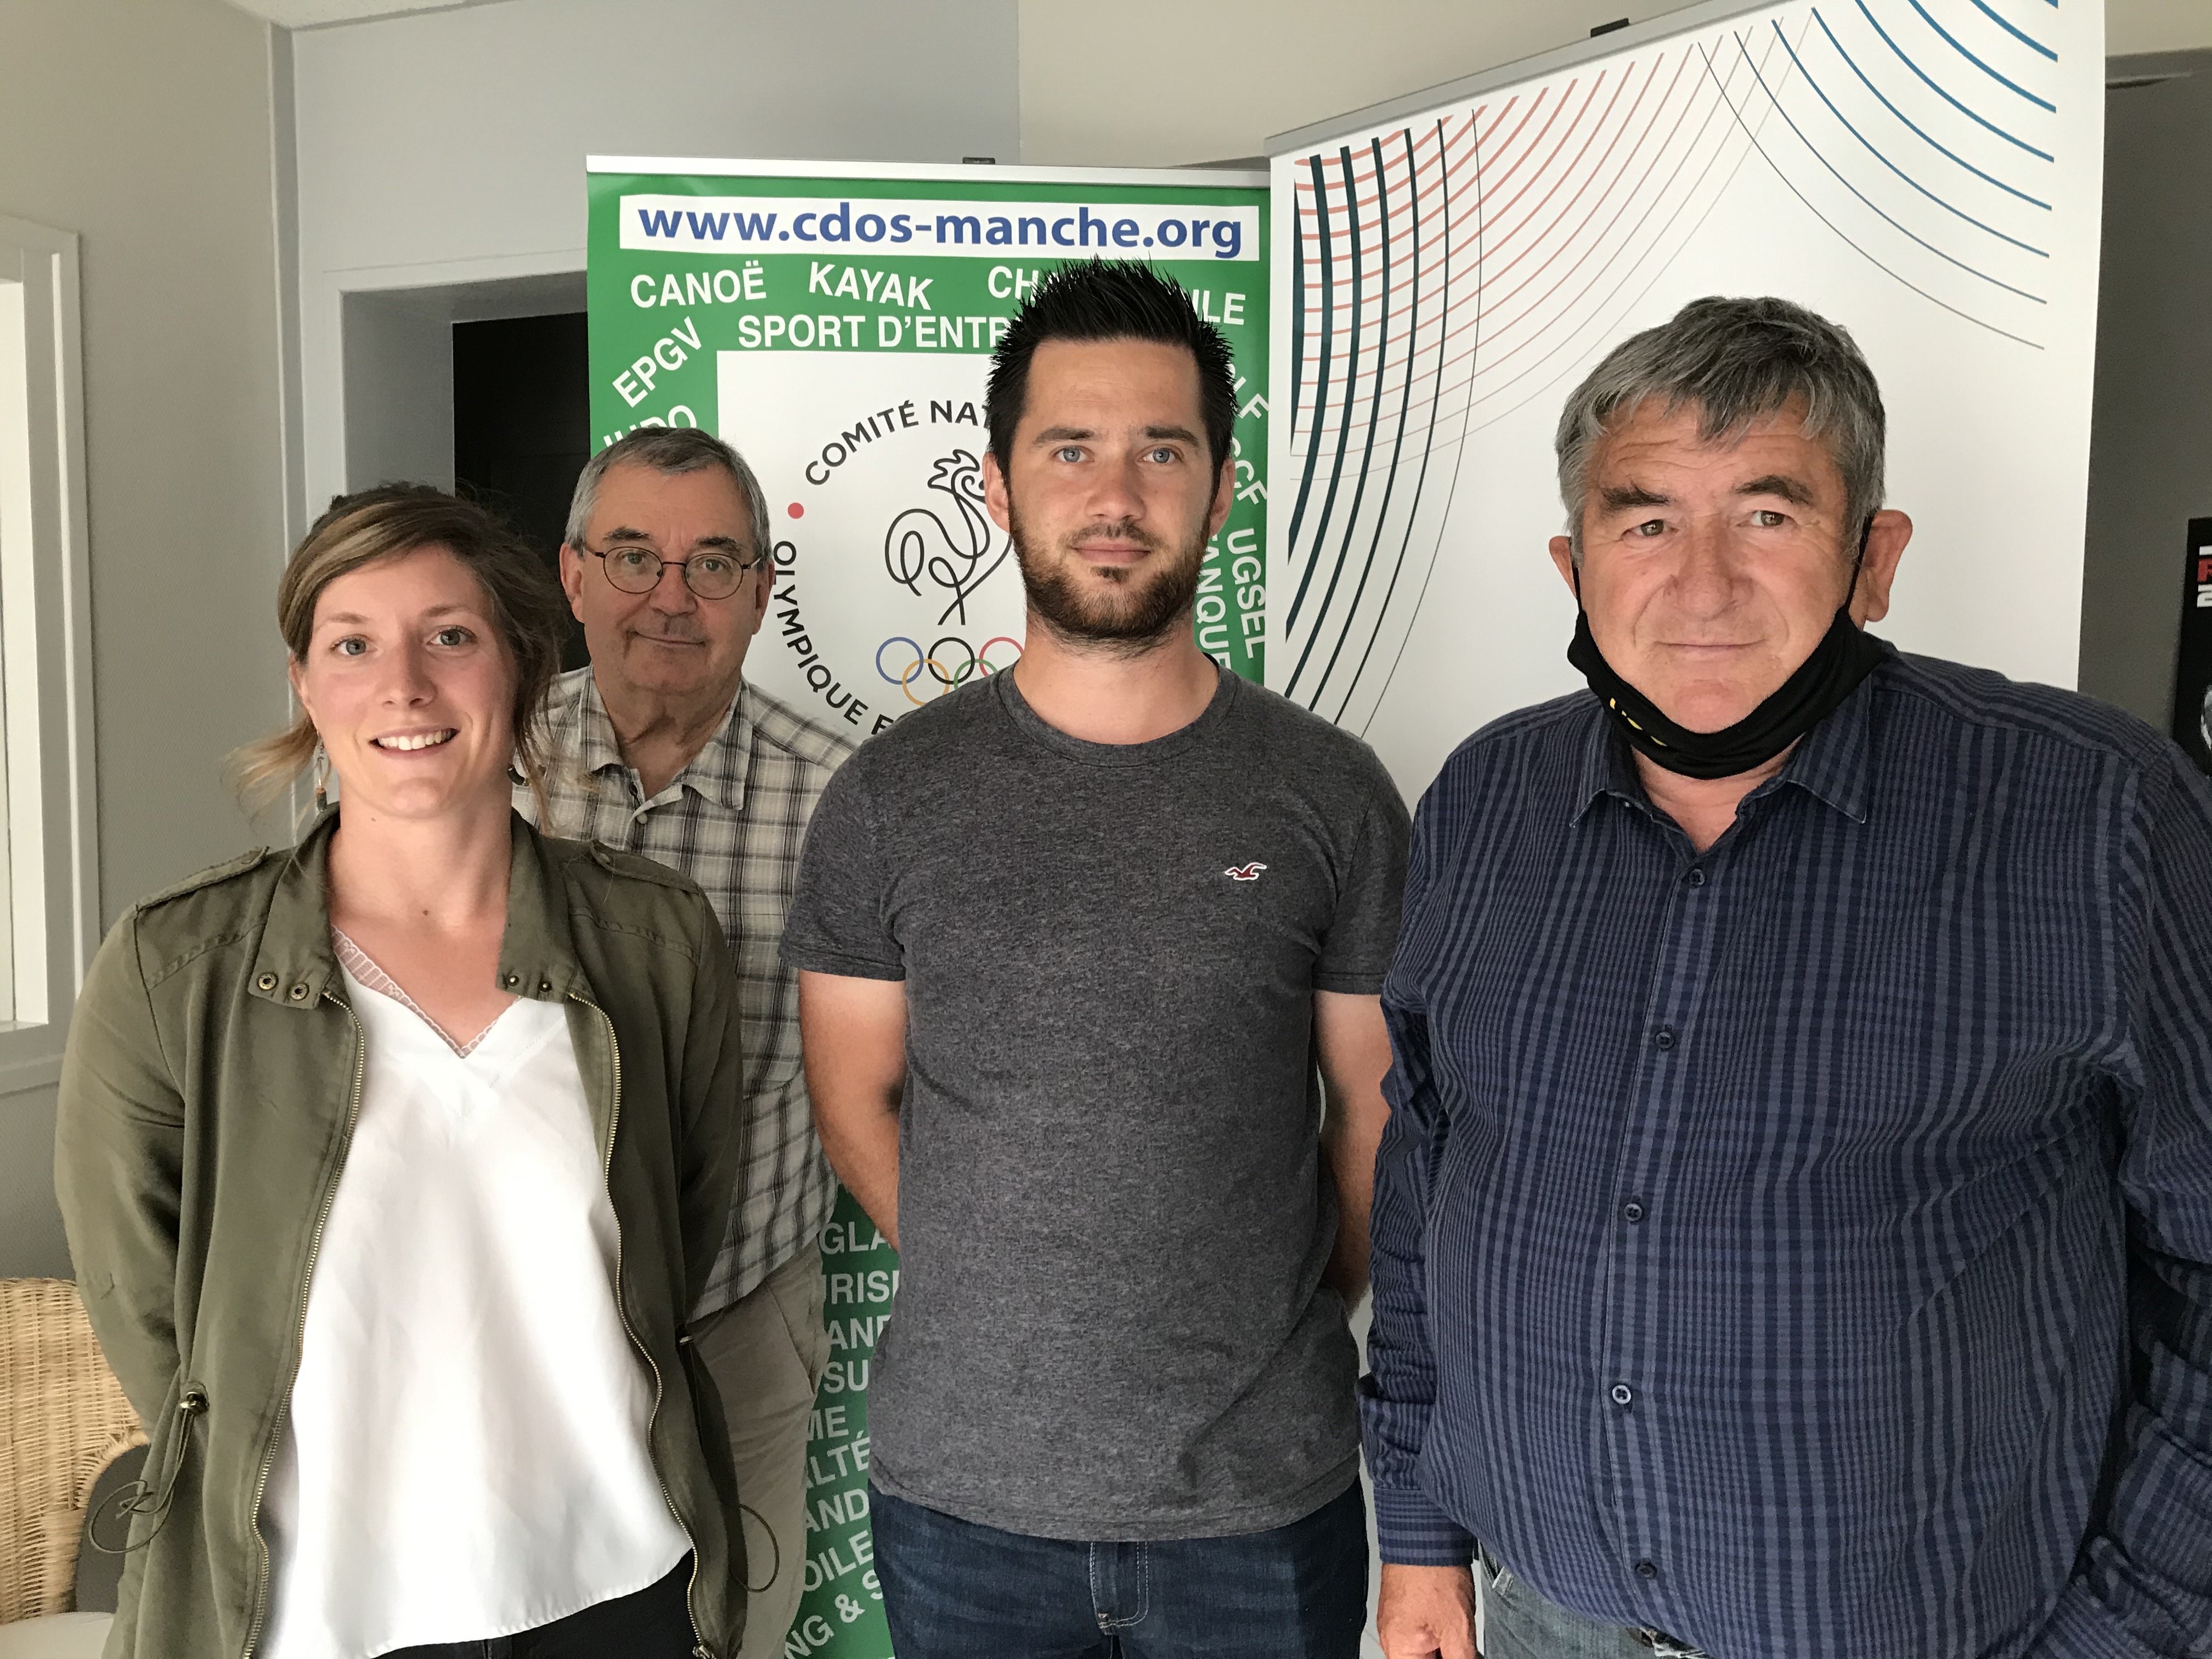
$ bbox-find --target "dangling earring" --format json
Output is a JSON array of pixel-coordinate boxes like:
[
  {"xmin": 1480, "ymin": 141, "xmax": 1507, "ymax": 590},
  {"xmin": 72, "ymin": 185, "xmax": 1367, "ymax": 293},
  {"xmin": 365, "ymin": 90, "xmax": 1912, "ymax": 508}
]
[{"xmin": 312, "ymin": 743, "xmax": 331, "ymax": 813}]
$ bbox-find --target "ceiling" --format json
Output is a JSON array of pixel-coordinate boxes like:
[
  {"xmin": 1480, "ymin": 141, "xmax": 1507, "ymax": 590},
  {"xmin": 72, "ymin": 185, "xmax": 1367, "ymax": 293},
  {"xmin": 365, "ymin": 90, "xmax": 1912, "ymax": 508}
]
[
  {"xmin": 221, "ymin": 0, "xmax": 2208, "ymax": 51},
  {"xmin": 220, "ymin": 0, "xmax": 498, "ymax": 27}
]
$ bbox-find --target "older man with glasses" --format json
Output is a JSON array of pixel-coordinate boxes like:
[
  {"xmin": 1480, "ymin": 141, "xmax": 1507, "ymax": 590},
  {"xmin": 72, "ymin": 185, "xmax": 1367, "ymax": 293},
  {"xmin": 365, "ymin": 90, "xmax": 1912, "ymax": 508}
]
[{"xmin": 522, "ymin": 425, "xmax": 854, "ymax": 1659}]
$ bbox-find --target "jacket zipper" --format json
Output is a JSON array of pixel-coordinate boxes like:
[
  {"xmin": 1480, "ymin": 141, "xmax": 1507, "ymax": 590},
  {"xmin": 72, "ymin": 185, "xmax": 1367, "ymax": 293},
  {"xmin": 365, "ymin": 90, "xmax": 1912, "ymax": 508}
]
[
  {"xmin": 238, "ymin": 992, "xmax": 365, "ymax": 1659},
  {"xmin": 574, "ymin": 990, "xmax": 711, "ymax": 1659}
]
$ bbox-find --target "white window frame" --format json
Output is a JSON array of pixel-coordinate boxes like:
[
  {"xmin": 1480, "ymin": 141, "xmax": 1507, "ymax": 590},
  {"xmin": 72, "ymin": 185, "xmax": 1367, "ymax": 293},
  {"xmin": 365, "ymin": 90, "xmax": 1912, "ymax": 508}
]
[{"xmin": 0, "ymin": 213, "xmax": 99, "ymax": 1093}]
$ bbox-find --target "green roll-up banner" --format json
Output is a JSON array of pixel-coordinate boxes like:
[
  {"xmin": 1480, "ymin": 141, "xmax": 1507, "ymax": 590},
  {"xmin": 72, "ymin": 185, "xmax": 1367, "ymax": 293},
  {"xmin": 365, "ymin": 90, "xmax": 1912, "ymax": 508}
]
[{"xmin": 585, "ymin": 158, "xmax": 1269, "ymax": 1657}]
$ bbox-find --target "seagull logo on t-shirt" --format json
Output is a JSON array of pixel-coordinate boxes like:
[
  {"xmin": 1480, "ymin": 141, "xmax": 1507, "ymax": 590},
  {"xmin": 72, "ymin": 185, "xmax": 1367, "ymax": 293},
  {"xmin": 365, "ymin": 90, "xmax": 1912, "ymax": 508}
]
[{"xmin": 1224, "ymin": 862, "xmax": 1268, "ymax": 882}]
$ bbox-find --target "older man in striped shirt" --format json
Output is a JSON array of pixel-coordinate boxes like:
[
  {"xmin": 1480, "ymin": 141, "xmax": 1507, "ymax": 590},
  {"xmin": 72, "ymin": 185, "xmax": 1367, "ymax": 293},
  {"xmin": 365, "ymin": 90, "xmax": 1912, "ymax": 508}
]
[
  {"xmin": 521, "ymin": 426, "xmax": 853, "ymax": 1659},
  {"xmin": 1370, "ymin": 298, "xmax": 2212, "ymax": 1659}
]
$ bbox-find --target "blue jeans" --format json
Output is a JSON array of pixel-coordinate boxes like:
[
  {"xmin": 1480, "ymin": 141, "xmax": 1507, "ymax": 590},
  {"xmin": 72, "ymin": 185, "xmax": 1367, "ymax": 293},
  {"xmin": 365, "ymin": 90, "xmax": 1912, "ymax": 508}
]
[
  {"xmin": 870, "ymin": 1481, "xmax": 1369, "ymax": 1658},
  {"xmin": 1479, "ymin": 1549, "xmax": 1710, "ymax": 1659}
]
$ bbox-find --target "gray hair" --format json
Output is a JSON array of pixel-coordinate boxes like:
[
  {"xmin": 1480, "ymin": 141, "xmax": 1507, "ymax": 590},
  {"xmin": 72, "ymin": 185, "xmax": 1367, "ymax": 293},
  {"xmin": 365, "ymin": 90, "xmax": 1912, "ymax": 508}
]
[
  {"xmin": 1555, "ymin": 296, "xmax": 1886, "ymax": 561},
  {"xmin": 565, "ymin": 425, "xmax": 771, "ymax": 558}
]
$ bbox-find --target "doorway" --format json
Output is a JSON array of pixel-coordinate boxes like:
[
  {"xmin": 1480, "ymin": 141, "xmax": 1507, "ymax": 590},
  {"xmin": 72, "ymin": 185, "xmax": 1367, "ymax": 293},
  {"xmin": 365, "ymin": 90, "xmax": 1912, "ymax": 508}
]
[{"xmin": 453, "ymin": 311, "xmax": 591, "ymax": 669}]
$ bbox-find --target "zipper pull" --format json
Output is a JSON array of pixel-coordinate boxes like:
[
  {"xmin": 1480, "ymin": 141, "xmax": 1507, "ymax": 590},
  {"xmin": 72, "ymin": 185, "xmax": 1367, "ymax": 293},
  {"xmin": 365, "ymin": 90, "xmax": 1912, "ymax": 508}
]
[{"xmin": 88, "ymin": 1384, "xmax": 206, "ymax": 1554}]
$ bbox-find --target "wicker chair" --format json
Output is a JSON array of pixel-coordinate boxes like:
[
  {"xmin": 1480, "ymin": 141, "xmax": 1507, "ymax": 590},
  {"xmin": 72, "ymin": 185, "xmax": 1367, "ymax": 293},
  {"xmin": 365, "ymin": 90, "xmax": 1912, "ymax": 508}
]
[{"xmin": 0, "ymin": 1279, "xmax": 145, "ymax": 1624}]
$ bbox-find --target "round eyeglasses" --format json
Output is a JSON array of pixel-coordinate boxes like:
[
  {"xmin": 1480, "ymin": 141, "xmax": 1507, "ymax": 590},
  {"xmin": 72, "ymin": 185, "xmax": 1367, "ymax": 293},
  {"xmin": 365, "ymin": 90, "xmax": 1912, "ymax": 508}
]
[{"xmin": 581, "ymin": 540, "xmax": 764, "ymax": 601}]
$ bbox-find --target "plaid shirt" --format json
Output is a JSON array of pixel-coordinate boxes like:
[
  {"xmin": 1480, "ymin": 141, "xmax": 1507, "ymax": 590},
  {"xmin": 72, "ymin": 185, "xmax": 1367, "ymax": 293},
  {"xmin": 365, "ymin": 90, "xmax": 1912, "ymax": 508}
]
[
  {"xmin": 1368, "ymin": 651, "xmax": 2212, "ymax": 1658},
  {"xmin": 522, "ymin": 669, "xmax": 854, "ymax": 1316}
]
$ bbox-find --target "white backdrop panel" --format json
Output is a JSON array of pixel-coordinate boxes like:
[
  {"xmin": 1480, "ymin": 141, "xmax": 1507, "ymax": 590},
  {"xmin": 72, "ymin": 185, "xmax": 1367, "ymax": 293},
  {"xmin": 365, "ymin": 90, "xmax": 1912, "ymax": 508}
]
[{"xmin": 1267, "ymin": 0, "xmax": 2103, "ymax": 795}]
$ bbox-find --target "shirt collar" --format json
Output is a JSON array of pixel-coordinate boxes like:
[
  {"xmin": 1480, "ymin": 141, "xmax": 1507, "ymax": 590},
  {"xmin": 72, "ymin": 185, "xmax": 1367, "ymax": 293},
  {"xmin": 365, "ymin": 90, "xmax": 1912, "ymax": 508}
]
[
  {"xmin": 566, "ymin": 672, "xmax": 628, "ymax": 777},
  {"xmin": 574, "ymin": 671, "xmax": 756, "ymax": 813},
  {"xmin": 1570, "ymin": 661, "xmax": 1881, "ymax": 827},
  {"xmin": 1774, "ymin": 663, "xmax": 1875, "ymax": 825},
  {"xmin": 252, "ymin": 808, "xmax": 588, "ymax": 1008}
]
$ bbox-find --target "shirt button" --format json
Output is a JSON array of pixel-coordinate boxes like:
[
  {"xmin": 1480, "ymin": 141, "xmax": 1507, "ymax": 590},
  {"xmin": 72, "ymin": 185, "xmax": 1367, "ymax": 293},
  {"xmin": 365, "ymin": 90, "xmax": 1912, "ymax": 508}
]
[
  {"xmin": 1685, "ymin": 867, "xmax": 1706, "ymax": 888},
  {"xmin": 1611, "ymin": 1383, "xmax": 1634, "ymax": 1407},
  {"xmin": 1634, "ymin": 1560, "xmax": 1659, "ymax": 1580},
  {"xmin": 1653, "ymin": 1027, "xmax": 1677, "ymax": 1051},
  {"xmin": 1623, "ymin": 1200, "xmax": 1646, "ymax": 1223}
]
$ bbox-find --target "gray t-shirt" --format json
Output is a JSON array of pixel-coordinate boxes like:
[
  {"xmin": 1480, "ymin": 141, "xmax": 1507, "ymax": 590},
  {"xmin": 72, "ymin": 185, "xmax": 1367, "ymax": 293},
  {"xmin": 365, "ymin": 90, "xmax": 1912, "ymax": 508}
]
[{"xmin": 782, "ymin": 665, "xmax": 1410, "ymax": 1540}]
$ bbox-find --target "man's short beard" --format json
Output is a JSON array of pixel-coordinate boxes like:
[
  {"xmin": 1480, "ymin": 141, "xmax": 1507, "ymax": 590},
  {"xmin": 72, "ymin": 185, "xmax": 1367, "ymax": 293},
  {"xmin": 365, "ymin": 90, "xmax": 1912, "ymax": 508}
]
[{"xmin": 1008, "ymin": 501, "xmax": 1207, "ymax": 655}]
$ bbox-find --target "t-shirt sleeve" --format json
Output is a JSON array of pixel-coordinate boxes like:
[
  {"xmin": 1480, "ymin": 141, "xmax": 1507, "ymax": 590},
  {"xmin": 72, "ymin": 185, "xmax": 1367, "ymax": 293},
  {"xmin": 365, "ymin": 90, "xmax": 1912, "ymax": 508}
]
[
  {"xmin": 780, "ymin": 754, "xmax": 906, "ymax": 981},
  {"xmin": 1314, "ymin": 764, "xmax": 1413, "ymax": 995}
]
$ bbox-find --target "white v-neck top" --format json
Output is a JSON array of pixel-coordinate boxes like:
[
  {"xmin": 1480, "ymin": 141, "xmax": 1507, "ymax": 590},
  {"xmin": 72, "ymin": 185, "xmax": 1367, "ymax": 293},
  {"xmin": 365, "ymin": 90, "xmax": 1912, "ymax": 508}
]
[{"xmin": 258, "ymin": 961, "xmax": 690, "ymax": 1659}]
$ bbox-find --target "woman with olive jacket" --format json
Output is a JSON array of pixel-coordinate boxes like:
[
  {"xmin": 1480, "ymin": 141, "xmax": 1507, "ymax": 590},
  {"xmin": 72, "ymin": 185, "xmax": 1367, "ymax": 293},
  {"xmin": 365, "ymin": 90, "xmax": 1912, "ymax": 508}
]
[{"xmin": 57, "ymin": 486, "xmax": 749, "ymax": 1659}]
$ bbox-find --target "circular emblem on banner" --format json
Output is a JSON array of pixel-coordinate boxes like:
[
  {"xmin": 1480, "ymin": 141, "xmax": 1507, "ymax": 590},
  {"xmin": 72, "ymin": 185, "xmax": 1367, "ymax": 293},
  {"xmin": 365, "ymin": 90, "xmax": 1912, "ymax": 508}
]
[{"xmin": 718, "ymin": 350, "xmax": 1026, "ymax": 735}]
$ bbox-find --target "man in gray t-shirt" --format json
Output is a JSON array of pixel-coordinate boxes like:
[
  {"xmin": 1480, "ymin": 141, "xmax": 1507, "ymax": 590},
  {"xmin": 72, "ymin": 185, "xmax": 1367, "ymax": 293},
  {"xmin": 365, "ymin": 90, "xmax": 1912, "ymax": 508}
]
[{"xmin": 785, "ymin": 262, "xmax": 1408, "ymax": 1659}]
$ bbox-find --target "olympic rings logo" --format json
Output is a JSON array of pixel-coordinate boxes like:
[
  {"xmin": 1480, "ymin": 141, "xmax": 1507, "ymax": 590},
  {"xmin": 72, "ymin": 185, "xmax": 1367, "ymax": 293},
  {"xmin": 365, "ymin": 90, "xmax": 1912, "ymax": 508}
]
[{"xmin": 876, "ymin": 635, "xmax": 1023, "ymax": 704}]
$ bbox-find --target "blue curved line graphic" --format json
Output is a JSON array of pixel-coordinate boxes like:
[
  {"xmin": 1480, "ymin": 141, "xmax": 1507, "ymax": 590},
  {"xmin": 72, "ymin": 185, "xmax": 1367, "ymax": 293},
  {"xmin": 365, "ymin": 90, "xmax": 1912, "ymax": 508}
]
[
  {"xmin": 1702, "ymin": 37, "xmax": 2042, "ymax": 348},
  {"xmin": 1855, "ymin": 0, "xmax": 2052, "ymax": 160},
  {"xmin": 1735, "ymin": 29, "xmax": 2044, "ymax": 301},
  {"xmin": 1286, "ymin": 144, "xmax": 1393, "ymax": 697},
  {"xmin": 1339, "ymin": 121, "xmax": 1443, "ymax": 725},
  {"xmin": 1284, "ymin": 154, "xmax": 1334, "ymax": 564},
  {"xmin": 1285, "ymin": 146, "xmax": 1365, "ymax": 635},
  {"xmin": 1309, "ymin": 133, "xmax": 1415, "ymax": 708},
  {"xmin": 1968, "ymin": 0, "xmax": 2055, "ymax": 60},
  {"xmin": 1776, "ymin": 21, "xmax": 2046, "ymax": 253},
  {"xmin": 1814, "ymin": 8, "xmax": 2049, "ymax": 206},
  {"xmin": 1905, "ymin": 0, "xmax": 2055, "ymax": 110},
  {"xmin": 1358, "ymin": 121, "xmax": 1486, "ymax": 738}
]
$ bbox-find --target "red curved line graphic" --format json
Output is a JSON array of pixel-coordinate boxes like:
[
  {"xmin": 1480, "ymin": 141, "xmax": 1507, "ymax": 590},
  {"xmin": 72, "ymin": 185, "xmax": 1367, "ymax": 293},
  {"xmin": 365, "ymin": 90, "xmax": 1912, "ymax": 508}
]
[
  {"xmin": 1293, "ymin": 138, "xmax": 1471, "ymax": 347},
  {"xmin": 1294, "ymin": 128, "xmax": 1459, "ymax": 249},
  {"xmin": 1458, "ymin": 43, "xmax": 1784, "ymax": 425},
  {"xmin": 1294, "ymin": 110, "xmax": 1480, "ymax": 186},
  {"xmin": 1475, "ymin": 57, "xmax": 1666, "ymax": 301},
  {"xmin": 1313, "ymin": 50, "xmax": 1688, "ymax": 359},
  {"xmin": 1451, "ymin": 82, "xmax": 1575, "ymax": 225},
  {"xmin": 1472, "ymin": 50, "xmax": 1739, "ymax": 362},
  {"xmin": 1294, "ymin": 48, "xmax": 1726, "ymax": 432},
  {"xmin": 1299, "ymin": 85, "xmax": 1551, "ymax": 291},
  {"xmin": 1288, "ymin": 112, "xmax": 1499, "ymax": 319},
  {"xmin": 1294, "ymin": 69, "xmax": 1621, "ymax": 336},
  {"xmin": 1475, "ymin": 50, "xmax": 1689, "ymax": 322},
  {"xmin": 1301, "ymin": 31, "xmax": 1772, "ymax": 442},
  {"xmin": 1344, "ymin": 58, "xmax": 1651, "ymax": 328},
  {"xmin": 1291, "ymin": 138, "xmax": 1446, "ymax": 424},
  {"xmin": 1290, "ymin": 109, "xmax": 1489, "ymax": 191},
  {"xmin": 1465, "ymin": 71, "xmax": 1619, "ymax": 272}
]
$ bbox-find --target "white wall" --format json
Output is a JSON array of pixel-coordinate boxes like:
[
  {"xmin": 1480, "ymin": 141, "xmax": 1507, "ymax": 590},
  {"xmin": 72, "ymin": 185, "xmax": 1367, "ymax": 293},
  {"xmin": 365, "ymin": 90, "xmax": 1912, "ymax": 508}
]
[
  {"xmin": 292, "ymin": 0, "xmax": 1023, "ymax": 512},
  {"xmin": 0, "ymin": 0, "xmax": 292, "ymax": 1277},
  {"xmin": 1019, "ymin": 0, "xmax": 2212, "ymax": 167},
  {"xmin": 2109, "ymin": 0, "xmax": 2212, "ymax": 53}
]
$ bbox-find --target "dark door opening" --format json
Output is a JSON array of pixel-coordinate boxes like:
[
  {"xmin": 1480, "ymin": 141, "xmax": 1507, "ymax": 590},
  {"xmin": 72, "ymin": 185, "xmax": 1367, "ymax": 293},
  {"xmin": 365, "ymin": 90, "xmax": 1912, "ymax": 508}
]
[{"xmin": 453, "ymin": 312, "xmax": 591, "ymax": 670}]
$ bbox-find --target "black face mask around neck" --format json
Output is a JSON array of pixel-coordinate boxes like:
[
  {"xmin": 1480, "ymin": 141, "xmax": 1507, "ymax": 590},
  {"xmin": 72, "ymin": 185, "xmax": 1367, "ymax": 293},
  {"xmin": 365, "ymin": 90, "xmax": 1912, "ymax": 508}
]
[{"xmin": 1568, "ymin": 606, "xmax": 1890, "ymax": 780}]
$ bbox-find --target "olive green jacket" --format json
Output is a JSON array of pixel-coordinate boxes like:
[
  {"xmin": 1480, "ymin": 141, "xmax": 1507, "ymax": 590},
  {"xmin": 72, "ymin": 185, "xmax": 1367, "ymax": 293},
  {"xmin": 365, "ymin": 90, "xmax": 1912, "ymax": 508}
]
[{"xmin": 55, "ymin": 810, "xmax": 748, "ymax": 1659}]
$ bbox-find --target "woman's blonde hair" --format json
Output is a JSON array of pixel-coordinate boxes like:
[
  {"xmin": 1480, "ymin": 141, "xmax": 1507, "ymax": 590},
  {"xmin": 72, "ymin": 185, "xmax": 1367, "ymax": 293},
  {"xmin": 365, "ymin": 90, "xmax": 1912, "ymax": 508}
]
[{"xmin": 232, "ymin": 484, "xmax": 571, "ymax": 816}]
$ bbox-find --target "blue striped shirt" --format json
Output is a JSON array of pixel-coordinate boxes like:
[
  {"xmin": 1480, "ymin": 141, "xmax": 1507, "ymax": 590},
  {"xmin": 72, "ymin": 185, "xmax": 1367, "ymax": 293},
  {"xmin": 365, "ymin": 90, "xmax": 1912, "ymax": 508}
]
[{"xmin": 1365, "ymin": 651, "xmax": 2212, "ymax": 1658}]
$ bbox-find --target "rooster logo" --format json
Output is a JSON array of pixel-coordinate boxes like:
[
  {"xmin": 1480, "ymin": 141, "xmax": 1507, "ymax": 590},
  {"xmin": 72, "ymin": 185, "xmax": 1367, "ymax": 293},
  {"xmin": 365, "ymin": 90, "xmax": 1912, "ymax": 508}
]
[
  {"xmin": 884, "ymin": 449, "xmax": 1012, "ymax": 625},
  {"xmin": 1224, "ymin": 863, "xmax": 1268, "ymax": 882}
]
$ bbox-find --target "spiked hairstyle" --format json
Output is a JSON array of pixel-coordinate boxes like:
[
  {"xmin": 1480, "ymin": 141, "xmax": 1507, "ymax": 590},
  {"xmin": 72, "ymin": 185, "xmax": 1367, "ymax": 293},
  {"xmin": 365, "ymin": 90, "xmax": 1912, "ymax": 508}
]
[{"xmin": 986, "ymin": 261, "xmax": 1238, "ymax": 480}]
